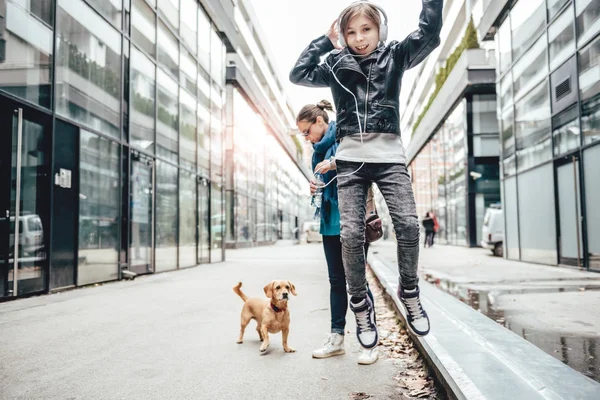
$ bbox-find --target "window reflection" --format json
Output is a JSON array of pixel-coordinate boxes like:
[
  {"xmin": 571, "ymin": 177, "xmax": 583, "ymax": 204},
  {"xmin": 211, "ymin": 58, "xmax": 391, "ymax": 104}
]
[
  {"xmin": 180, "ymin": 88, "xmax": 196, "ymax": 170},
  {"xmin": 131, "ymin": 0, "xmax": 156, "ymax": 58},
  {"xmin": 511, "ymin": 0, "xmax": 545, "ymax": 61},
  {"xmin": 158, "ymin": 21, "xmax": 179, "ymax": 77},
  {"xmin": 156, "ymin": 160, "xmax": 178, "ymax": 271},
  {"xmin": 0, "ymin": 0, "xmax": 54, "ymax": 108},
  {"xmin": 515, "ymin": 80, "xmax": 552, "ymax": 172},
  {"xmin": 56, "ymin": 0, "xmax": 121, "ymax": 138},
  {"xmin": 157, "ymin": 68, "xmax": 178, "ymax": 162},
  {"xmin": 198, "ymin": 7, "xmax": 211, "ymax": 72},
  {"xmin": 549, "ymin": 6, "xmax": 575, "ymax": 71},
  {"xmin": 158, "ymin": 0, "xmax": 178, "ymax": 32},
  {"xmin": 78, "ymin": 129, "xmax": 119, "ymax": 285},
  {"xmin": 86, "ymin": 0, "xmax": 122, "ymax": 28},
  {"xmin": 512, "ymin": 35, "xmax": 547, "ymax": 100},
  {"xmin": 180, "ymin": 0, "xmax": 198, "ymax": 53},
  {"xmin": 576, "ymin": 0, "xmax": 600, "ymax": 47},
  {"xmin": 553, "ymin": 106, "xmax": 580, "ymax": 156},
  {"xmin": 130, "ymin": 47, "xmax": 156, "ymax": 152},
  {"xmin": 179, "ymin": 170, "xmax": 196, "ymax": 268}
]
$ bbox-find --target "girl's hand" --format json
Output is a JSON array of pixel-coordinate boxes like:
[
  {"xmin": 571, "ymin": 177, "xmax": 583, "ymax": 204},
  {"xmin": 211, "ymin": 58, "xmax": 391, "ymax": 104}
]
[
  {"xmin": 315, "ymin": 159, "xmax": 335, "ymax": 174},
  {"xmin": 327, "ymin": 19, "xmax": 343, "ymax": 49}
]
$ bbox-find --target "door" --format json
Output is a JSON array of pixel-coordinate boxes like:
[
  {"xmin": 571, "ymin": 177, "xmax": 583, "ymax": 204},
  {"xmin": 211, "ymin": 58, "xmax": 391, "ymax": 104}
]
[
  {"xmin": 197, "ymin": 177, "xmax": 210, "ymax": 264},
  {"xmin": 556, "ymin": 155, "xmax": 584, "ymax": 268},
  {"xmin": 0, "ymin": 105, "xmax": 51, "ymax": 299},
  {"xmin": 129, "ymin": 151, "xmax": 154, "ymax": 274}
]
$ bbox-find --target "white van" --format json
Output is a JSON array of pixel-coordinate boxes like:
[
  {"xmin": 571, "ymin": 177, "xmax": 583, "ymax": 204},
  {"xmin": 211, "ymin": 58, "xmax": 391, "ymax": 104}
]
[
  {"xmin": 304, "ymin": 222, "xmax": 322, "ymax": 243},
  {"xmin": 480, "ymin": 206, "xmax": 504, "ymax": 257}
]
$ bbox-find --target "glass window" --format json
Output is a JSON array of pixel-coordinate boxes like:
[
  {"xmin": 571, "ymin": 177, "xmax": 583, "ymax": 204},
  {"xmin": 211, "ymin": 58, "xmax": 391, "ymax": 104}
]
[
  {"xmin": 158, "ymin": 0, "xmax": 178, "ymax": 32},
  {"xmin": 211, "ymin": 181, "xmax": 224, "ymax": 262},
  {"xmin": 158, "ymin": 21, "xmax": 179, "ymax": 77},
  {"xmin": 497, "ymin": 18, "xmax": 512, "ymax": 73},
  {"xmin": 579, "ymin": 35, "xmax": 600, "ymax": 102},
  {"xmin": 512, "ymin": 35, "xmax": 548, "ymax": 101},
  {"xmin": 180, "ymin": 48, "xmax": 197, "ymax": 94},
  {"xmin": 131, "ymin": 0, "xmax": 156, "ymax": 58},
  {"xmin": 210, "ymin": 28, "xmax": 224, "ymax": 84},
  {"xmin": 515, "ymin": 80, "xmax": 552, "ymax": 172},
  {"xmin": 86, "ymin": 0, "xmax": 122, "ymax": 28},
  {"xmin": 517, "ymin": 164, "xmax": 557, "ymax": 264},
  {"xmin": 584, "ymin": 144, "xmax": 600, "ymax": 269},
  {"xmin": 501, "ymin": 109, "xmax": 516, "ymax": 176},
  {"xmin": 198, "ymin": 7, "xmax": 211, "ymax": 72},
  {"xmin": 130, "ymin": 47, "xmax": 155, "ymax": 152},
  {"xmin": 472, "ymin": 95, "xmax": 498, "ymax": 134},
  {"xmin": 511, "ymin": 0, "xmax": 546, "ymax": 61},
  {"xmin": 0, "ymin": 0, "xmax": 54, "ymax": 108},
  {"xmin": 499, "ymin": 72, "xmax": 513, "ymax": 112},
  {"xmin": 198, "ymin": 178, "xmax": 210, "ymax": 263},
  {"xmin": 155, "ymin": 160, "xmax": 178, "ymax": 272},
  {"xmin": 198, "ymin": 67, "xmax": 211, "ymax": 174},
  {"xmin": 180, "ymin": 88, "xmax": 197, "ymax": 170},
  {"xmin": 56, "ymin": 0, "xmax": 122, "ymax": 139},
  {"xmin": 581, "ymin": 95, "xmax": 600, "ymax": 145},
  {"xmin": 78, "ymin": 129, "xmax": 120, "ymax": 285},
  {"xmin": 235, "ymin": 195, "xmax": 250, "ymax": 243},
  {"xmin": 549, "ymin": 5, "xmax": 576, "ymax": 71},
  {"xmin": 210, "ymin": 82, "xmax": 224, "ymax": 181},
  {"xmin": 180, "ymin": 0, "xmax": 198, "ymax": 53},
  {"xmin": 553, "ymin": 106, "xmax": 580, "ymax": 156},
  {"xmin": 548, "ymin": 0, "xmax": 570, "ymax": 21},
  {"xmin": 179, "ymin": 170, "xmax": 197, "ymax": 268},
  {"xmin": 503, "ymin": 176, "xmax": 520, "ymax": 260},
  {"xmin": 157, "ymin": 69, "xmax": 179, "ymax": 162},
  {"xmin": 576, "ymin": 0, "xmax": 600, "ymax": 47}
]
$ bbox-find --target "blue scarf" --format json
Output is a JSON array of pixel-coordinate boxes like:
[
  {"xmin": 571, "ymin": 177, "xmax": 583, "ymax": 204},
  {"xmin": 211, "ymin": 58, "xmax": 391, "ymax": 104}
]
[{"xmin": 311, "ymin": 121, "xmax": 338, "ymax": 220}]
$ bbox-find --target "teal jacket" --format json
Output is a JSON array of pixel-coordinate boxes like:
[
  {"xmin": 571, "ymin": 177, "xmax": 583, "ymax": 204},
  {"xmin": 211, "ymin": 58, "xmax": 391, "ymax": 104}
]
[{"xmin": 311, "ymin": 121, "xmax": 340, "ymax": 236}]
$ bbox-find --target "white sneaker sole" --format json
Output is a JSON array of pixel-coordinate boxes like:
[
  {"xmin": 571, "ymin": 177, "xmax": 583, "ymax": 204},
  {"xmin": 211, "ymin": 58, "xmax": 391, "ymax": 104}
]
[
  {"xmin": 312, "ymin": 349, "xmax": 345, "ymax": 359},
  {"xmin": 357, "ymin": 355, "xmax": 379, "ymax": 365}
]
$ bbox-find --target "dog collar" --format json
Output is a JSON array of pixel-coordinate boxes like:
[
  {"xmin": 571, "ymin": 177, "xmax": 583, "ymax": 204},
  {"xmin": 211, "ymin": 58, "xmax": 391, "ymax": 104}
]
[{"xmin": 271, "ymin": 302, "xmax": 286, "ymax": 313}]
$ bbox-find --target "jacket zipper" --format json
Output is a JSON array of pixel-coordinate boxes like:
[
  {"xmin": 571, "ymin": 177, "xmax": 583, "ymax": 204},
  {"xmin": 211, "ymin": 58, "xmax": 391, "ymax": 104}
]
[{"xmin": 363, "ymin": 63, "xmax": 373, "ymax": 133}]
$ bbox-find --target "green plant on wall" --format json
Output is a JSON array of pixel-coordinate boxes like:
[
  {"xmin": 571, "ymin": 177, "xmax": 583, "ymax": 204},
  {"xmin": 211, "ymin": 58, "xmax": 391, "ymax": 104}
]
[{"xmin": 412, "ymin": 17, "xmax": 479, "ymax": 136}]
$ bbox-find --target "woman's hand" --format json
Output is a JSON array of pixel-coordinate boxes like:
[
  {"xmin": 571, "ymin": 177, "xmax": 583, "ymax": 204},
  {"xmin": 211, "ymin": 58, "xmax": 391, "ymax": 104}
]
[
  {"xmin": 315, "ymin": 159, "xmax": 336, "ymax": 174},
  {"xmin": 327, "ymin": 19, "xmax": 343, "ymax": 49},
  {"xmin": 309, "ymin": 179, "xmax": 317, "ymax": 195}
]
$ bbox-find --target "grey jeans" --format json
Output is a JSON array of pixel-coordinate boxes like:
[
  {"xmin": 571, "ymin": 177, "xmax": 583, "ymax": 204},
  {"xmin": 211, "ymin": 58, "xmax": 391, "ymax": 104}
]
[{"xmin": 336, "ymin": 161, "xmax": 420, "ymax": 298}]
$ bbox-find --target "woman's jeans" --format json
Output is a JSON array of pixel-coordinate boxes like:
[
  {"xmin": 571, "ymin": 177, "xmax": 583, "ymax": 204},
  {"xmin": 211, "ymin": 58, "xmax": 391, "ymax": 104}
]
[
  {"xmin": 337, "ymin": 161, "xmax": 420, "ymax": 298},
  {"xmin": 322, "ymin": 235, "xmax": 373, "ymax": 335}
]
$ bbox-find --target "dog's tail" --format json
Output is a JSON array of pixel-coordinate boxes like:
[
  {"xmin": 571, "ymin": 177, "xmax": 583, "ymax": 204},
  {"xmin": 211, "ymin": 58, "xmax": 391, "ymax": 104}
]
[{"xmin": 233, "ymin": 282, "xmax": 248, "ymax": 302}]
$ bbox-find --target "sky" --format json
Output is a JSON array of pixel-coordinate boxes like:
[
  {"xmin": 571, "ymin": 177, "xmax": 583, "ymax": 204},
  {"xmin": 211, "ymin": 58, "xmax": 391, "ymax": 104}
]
[{"xmin": 249, "ymin": 0, "xmax": 424, "ymax": 119}]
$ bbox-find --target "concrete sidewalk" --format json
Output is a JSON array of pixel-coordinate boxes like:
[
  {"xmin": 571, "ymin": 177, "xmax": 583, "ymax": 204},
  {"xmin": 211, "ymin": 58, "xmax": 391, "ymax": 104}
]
[
  {"xmin": 0, "ymin": 244, "xmax": 400, "ymax": 400},
  {"xmin": 370, "ymin": 240, "xmax": 600, "ymax": 383}
]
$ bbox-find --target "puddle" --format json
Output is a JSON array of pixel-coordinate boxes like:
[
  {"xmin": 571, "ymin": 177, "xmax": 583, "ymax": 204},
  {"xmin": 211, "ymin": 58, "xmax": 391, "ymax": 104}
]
[{"xmin": 425, "ymin": 275, "xmax": 600, "ymax": 383}]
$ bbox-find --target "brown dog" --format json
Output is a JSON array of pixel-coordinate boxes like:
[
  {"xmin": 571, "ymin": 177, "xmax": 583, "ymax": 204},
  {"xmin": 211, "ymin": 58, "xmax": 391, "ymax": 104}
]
[{"xmin": 233, "ymin": 280, "xmax": 297, "ymax": 353}]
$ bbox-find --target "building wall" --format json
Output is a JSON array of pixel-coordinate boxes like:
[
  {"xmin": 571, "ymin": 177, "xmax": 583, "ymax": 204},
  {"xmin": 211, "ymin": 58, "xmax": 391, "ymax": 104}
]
[
  {"xmin": 0, "ymin": 0, "xmax": 308, "ymax": 299},
  {"xmin": 495, "ymin": 0, "xmax": 600, "ymax": 269}
]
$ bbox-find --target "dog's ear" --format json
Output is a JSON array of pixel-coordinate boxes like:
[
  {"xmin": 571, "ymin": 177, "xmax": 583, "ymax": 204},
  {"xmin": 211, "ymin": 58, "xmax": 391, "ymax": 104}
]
[
  {"xmin": 288, "ymin": 281, "xmax": 297, "ymax": 296},
  {"xmin": 263, "ymin": 281, "xmax": 274, "ymax": 298}
]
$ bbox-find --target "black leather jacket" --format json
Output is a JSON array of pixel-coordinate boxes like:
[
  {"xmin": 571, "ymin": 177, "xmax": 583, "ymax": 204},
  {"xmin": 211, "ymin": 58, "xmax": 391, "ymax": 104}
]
[{"xmin": 289, "ymin": 0, "xmax": 443, "ymax": 141}]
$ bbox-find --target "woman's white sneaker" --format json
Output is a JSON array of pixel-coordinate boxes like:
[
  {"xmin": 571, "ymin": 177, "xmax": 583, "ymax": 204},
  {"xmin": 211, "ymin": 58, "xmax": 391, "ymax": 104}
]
[
  {"xmin": 312, "ymin": 333, "xmax": 345, "ymax": 358},
  {"xmin": 357, "ymin": 346, "xmax": 379, "ymax": 365}
]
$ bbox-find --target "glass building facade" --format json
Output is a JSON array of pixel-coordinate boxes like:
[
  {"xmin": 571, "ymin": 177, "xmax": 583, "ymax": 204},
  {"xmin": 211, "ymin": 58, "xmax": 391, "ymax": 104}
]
[
  {"xmin": 495, "ymin": 0, "xmax": 600, "ymax": 270},
  {"xmin": 226, "ymin": 89, "xmax": 311, "ymax": 247},
  {"xmin": 410, "ymin": 95, "xmax": 501, "ymax": 247},
  {"xmin": 0, "ymin": 0, "xmax": 308, "ymax": 300}
]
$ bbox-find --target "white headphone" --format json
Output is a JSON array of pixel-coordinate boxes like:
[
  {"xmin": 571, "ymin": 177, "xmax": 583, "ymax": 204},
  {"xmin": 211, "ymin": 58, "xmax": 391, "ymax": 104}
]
[{"xmin": 336, "ymin": 1, "xmax": 389, "ymax": 48}]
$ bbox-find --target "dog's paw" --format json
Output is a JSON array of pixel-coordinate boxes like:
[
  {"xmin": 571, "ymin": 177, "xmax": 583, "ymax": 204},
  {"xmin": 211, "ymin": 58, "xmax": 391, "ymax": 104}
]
[
  {"xmin": 284, "ymin": 347, "xmax": 296, "ymax": 353},
  {"xmin": 259, "ymin": 344, "xmax": 269, "ymax": 353},
  {"xmin": 236, "ymin": 340, "xmax": 243, "ymax": 344}
]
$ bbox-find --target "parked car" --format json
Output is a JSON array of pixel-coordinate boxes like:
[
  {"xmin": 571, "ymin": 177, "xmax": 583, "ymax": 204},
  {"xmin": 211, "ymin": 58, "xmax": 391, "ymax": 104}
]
[
  {"xmin": 304, "ymin": 222, "xmax": 322, "ymax": 243},
  {"xmin": 9, "ymin": 213, "xmax": 45, "ymax": 257},
  {"xmin": 480, "ymin": 205, "xmax": 504, "ymax": 257}
]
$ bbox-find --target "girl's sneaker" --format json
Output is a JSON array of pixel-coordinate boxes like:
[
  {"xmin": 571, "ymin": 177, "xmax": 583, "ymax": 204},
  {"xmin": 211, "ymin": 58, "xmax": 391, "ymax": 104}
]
[
  {"xmin": 357, "ymin": 346, "xmax": 379, "ymax": 365},
  {"xmin": 349, "ymin": 296, "xmax": 379, "ymax": 349},
  {"xmin": 312, "ymin": 333, "xmax": 345, "ymax": 358},
  {"xmin": 398, "ymin": 286, "xmax": 430, "ymax": 336}
]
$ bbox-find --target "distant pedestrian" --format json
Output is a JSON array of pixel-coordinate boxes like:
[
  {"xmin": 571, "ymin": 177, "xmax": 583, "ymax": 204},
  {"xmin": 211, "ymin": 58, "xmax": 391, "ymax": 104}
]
[
  {"xmin": 422, "ymin": 212, "xmax": 435, "ymax": 248},
  {"xmin": 430, "ymin": 210, "xmax": 439, "ymax": 246}
]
